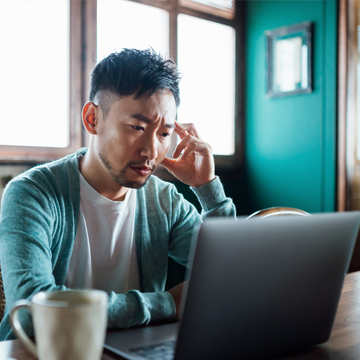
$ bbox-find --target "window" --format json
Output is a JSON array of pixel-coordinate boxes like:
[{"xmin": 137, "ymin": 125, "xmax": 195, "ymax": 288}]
[
  {"xmin": 0, "ymin": 0, "xmax": 240, "ymax": 167},
  {"xmin": 0, "ymin": 0, "xmax": 69, "ymax": 148},
  {"xmin": 177, "ymin": 14, "xmax": 235, "ymax": 155},
  {"xmin": 0, "ymin": 0, "xmax": 82, "ymax": 162},
  {"xmin": 97, "ymin": 1, "xmax": 169, "ymax": 60}
]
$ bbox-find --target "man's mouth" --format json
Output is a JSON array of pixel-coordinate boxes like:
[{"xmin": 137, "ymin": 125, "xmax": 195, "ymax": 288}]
[{"xmin": 129, "ymin": 165, "xmax": 154, "ymax": 177}]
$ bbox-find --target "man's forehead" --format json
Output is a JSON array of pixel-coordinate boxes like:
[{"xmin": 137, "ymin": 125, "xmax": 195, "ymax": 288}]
[
  {"xmin": 130, "ymin": 113, "xmax": 175, "ymax": 129},
  {"xmin": 138, "ymin": 89, "xmax": 177, "ymax": 106},
  {"xmin": 96, "ymin": 89, "xmax": 177, "ymax": 125},
  {"xmin": 128, "ymin": 90, "xmax": 176, "ymax": 123}
]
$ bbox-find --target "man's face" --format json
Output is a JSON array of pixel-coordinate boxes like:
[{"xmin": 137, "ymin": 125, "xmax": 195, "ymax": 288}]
[{"xmin": 94, "ymin": 90, "xmax": 177, "ymax": 189}]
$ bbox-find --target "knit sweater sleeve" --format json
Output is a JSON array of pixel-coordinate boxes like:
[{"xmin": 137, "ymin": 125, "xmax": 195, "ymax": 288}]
[
  {"xmin": 191, "ymin": 176, "xmax": 236, "ymax": 218},
  {"xmin": 0, "ymin": 175, "xmax": 69, "ymax": 340},
  {"xmin": 168, "ymin": 176, "xmax": 236, "ymax": 267}
]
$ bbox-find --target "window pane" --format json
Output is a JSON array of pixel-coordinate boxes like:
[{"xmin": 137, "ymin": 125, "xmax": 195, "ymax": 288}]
[
  {"xmin": 0, "ymin": 0, "xmax": 69, "ymax": 148},
  {"xmin": 188, "ymin": 0, "xmax": 234, "ymax": 10},
  {"xmin": 97, "ymin": 0, "xmax": 169, "ymax": 62},
  {"xmin": 177, "ymin": 15, "xmax": 236, "ymax": 155}
]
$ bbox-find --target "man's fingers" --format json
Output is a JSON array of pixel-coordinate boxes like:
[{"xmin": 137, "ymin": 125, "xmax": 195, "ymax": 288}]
[
  {"xmin": 181, "ymin": 142, "xmax": 212, "ymax": 160},
  {"xmin": 176, "ymin": 122, "xmax": 201, "ymax": 139},
  {"xmin": 173, "ymin": 135, "xmax": 212, "ymax": 159},
  {"xmin": 180, "ymin": 143, "xmax": 197, "ymax": 160},
  {"xmin": 173, "ymin": 135, "xmax": 192, "ymax": 158},
  {"xmin": 161, "ymin": 157, "xmax": 176, "ymax": 172},
  {"xmin": 174, "ymin": 121, "xmax": 188, "ymax": 140}
]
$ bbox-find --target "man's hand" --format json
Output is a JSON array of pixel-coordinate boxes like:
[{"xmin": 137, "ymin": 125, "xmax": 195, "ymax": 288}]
[
  {"xmin": 161, "ymin": 122, "xmax": 215, "ymax": 188},
  {"xmin": 167, "ymin": 281, "xmax": 188, "ymax": 319}
]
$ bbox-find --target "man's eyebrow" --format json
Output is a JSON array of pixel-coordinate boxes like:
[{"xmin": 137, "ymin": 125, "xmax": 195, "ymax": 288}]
[{"xmin": 131, "ymin": 113, "xmax": 175, "ymax": 129}]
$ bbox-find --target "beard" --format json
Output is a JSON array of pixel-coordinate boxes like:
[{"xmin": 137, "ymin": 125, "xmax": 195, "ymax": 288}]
[{"xmin": 98, "ymin": 150, "xmax": 156, "ymax": 189}]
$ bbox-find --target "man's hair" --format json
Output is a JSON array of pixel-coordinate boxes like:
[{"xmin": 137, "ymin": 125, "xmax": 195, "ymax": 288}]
[{"xmin": 89, "ymin": 48, "xmax": 181, "ymax": 117}]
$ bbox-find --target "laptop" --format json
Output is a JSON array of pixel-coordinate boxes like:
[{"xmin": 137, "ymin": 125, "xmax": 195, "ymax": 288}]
[{"xmin": 104, "ymin": 212, "xmax": 360, "ymax": 359}]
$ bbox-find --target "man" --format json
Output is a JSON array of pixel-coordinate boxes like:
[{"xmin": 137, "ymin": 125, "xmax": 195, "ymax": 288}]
[{"xmin": 0, "ymin": 48, "xmax": 236, "ymax": 340}]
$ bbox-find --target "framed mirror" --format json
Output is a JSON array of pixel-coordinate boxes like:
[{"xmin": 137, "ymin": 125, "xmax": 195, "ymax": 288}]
[{"xmin": 266, "ymin": 21, "xmax": 312, "ymax": 98}]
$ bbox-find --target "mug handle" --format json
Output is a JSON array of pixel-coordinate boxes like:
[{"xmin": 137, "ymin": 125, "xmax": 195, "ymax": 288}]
[{"xmin": 10, "ymin": 299, "xmax": 37, "ymax": 357}]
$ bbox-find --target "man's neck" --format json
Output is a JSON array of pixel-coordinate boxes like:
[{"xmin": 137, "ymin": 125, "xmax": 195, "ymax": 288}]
[{"xmin": 79, "ymin": 152, "xmax": 129, "ymax": 201}]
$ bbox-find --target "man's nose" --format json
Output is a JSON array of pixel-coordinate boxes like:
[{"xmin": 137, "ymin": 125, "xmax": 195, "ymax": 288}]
[{"xmin": 140, "ymin": 134, "xmax": 158, "ymax": 160}]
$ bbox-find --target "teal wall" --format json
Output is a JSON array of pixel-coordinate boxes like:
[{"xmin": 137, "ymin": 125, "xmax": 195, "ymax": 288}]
[
  {"xmin": 244, "ymin": 0, "xmax": 338, "ymax": 214},
  {"xmin": 167, "ymin": 0, "xmax": 338, "ymax": 286}
]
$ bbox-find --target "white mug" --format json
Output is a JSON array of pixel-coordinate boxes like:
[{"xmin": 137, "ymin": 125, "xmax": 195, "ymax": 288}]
[{"xmin": 10, "ymin": 290, "xmax": 108, "ymax": 360}]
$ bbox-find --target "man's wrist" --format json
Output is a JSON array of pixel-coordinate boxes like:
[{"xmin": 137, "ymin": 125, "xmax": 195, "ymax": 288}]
[
  {"xmin": 191, "ymin": 176, "xmax": 216, "ymax": 188},
  {"xmin": 190, "ymin": 176, "xmax": 227, "ymax": 211}
]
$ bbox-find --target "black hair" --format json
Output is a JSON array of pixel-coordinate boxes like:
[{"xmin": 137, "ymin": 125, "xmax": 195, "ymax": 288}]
[{"xmin": 89, "ymin": 48, "xmax": 181, "ymax": 117}]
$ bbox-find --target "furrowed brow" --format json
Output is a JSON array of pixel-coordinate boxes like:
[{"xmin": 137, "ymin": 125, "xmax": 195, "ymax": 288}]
[
  {"xmin": 164, "ymin": 122, "xmax": 175, "ymax": 129},
  {"xmin": 131, "ymin": 113, "xmax": 175, "ymax": 129},
  {"xmin": 131, "ymin": 113, "xmax": 152, "ymax": 124}
]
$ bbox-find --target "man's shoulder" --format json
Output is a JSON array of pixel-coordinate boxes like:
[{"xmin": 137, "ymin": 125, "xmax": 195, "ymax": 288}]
[
  {"xmin": 4, "ymin": 149, "xmax": 84, "ymax": 196},
  {"xmin": 15, "ymin": 149, "xmax": 83, "ymax": 180}
]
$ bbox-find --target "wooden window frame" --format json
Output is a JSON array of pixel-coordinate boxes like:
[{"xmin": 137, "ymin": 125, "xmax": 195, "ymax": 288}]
[
  {"xmin": 337, "ymin": 0, "xmax": 358, "ymax": 212},
  {"xmin": 337, "ymin": 0, "xmax": 347, "ymax": 211}
]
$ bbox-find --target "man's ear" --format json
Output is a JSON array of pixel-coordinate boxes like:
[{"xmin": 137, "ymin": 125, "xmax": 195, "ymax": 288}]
[{"xmin": 82, "ymin": 102, "xmax": 99, "ymax": 135}]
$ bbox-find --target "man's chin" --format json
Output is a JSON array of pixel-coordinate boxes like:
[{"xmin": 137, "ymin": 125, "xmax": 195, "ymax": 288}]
[
  {"xmin": 123, "ymin": 179, "xmax": 148, "ymax": 189},
  {"xmin": 115, "ymin": 173, "xmax": 153, "ymax": 189}
]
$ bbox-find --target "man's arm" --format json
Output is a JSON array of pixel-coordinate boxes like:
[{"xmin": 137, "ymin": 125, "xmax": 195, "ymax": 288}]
[
  {"xmin": 0, "ymin": 177, "xmax": 176, "ymax": 339},
  {"xmin": 162, "ymin": 121, "xmax": 236, "ymax": 266},
  {"xmin": 161, "ymin": 122, "xmax": 237, "ymax": 314}
]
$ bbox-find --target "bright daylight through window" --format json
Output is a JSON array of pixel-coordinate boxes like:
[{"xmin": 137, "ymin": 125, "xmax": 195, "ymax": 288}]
[
  {"xmin": 0, "ymin": 0, "xmax": 69, "ymax": 148},
  {"xmin": 177, "ymin": 15, "xmax": 235, "ymax": 155},
  {"xmin": 97, "ymin": 0, "xmax": 169, "ymax": 61}
]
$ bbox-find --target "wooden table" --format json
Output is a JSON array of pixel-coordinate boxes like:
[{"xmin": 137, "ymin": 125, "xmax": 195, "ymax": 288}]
[{"xmin": 2, "ymin": 271, "xmax": 360, "ymax": 360}]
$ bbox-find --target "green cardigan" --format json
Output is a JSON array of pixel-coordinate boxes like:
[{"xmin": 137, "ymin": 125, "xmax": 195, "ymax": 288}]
[{"xmin": 0, "ymin": 148, "xmax": 236, "ymax": 340}]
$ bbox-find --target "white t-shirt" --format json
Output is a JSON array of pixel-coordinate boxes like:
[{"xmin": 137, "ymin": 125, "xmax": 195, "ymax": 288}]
[{"xmin": 65, "ymin": 172, "xmax": 140, "ymax": 293}]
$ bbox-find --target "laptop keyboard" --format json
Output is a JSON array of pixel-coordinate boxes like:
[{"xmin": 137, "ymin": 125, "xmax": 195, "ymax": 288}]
[{"xmin": 129, "ymin": 340, "xmax": 176, "ymax": 359}]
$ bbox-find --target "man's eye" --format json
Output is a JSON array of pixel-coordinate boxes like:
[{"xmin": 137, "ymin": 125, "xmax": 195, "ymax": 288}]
[{"xmin": 132, "ymin": 126, "xmax": 144, "ymax": 131}]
